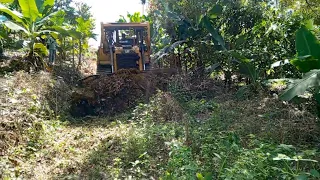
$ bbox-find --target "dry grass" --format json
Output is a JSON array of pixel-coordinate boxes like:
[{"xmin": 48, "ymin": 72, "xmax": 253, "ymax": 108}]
[
  {"xmin": 0, "ymin": 69, "xmax": 76, "ymax": 155},
  {"xmin": 1, "ymin": 116, "xmax": 141, "ymax": 179},
  {"xmin": 0, "ymin": 71, "xmax": 52, "ymax": 153}
]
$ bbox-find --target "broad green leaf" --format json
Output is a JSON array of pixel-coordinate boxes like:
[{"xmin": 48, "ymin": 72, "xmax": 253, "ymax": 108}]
[
  {"xmin": 34, "ymin": 42, "xmax": 48, "ymax": 55},
  {"xmin": 49, "ymin": 31, "xmax": 59, "ymax": 39},
  {"xmin": 230, "ymin": 51, "xmax": 250, "ymax": 62},
  {"xmin": 36, "ymin": 0, "xmax": 54, "ymax": 14},
  {"xmin": 280, "ymin": 69, "xmax": 320, "ymax": 101},
  {"xmin": 68, "ymin": 30, "xmax": 81, "ymax": 39},
  {"xmin": 295, "ymin": 26, "xmax": 320, "ymax": 60},
  {"xmin": 230, "ymin": 51, "xmax": 258, "ymax": 81},
  {"xmin": 202, "ymin": 16, "xmax": 225, "ymax": 49},
  {"xmin": 238, "ymin": 61, "xmax": 257, "ymax": 81},
  {"xmin": 213, "ymin": 152, "xmax": 221, "ymax": 159},
  {"xmin": 310, "ymin": 169, "xmax": 320, "ymax": 177},
  {"xmin": 198, "ymin": 14, "xmax": 204, "ymax": 26},
  {"xmin": 166, "ymin": 40, "xmax": 186, "ymax": 53},
  {"xmin": 0, "ymin": 0, "xmax": 14, "ymax": 3},
  {"xmin": 50, "ymin": 26, "xmax": 69, "ymax": 36},
  {"xmin": 36, "ymin": 0, "xmax": 45, "ymax": 12},
  {"xmin": 304, "ymin": 19, "xmax": 314, "ymax": 30},
  {"xmin": 117, "ymin": 15, "xmax": 127, "ymax": 23},
  {"xmin": 167, "ymin": 11, "xmax": 181, "ymax": 21},
  {"xmin": 33, "ymin": 30, "xmax": 56, "ymax": 37},
  {"xmin": 18, "ymin": 0, "xmax": 40, "ymax": 22},
  {"xmin": 3, "ymin": 20, "xmax": 29, "ymax": 34},
  {"xmin": 235, "ymin": 34, "xmax": 246, "ymax": 46},
  {"xmin": 43, "ymin": 0, "xmax": 54, "ymax": 8},
  {"xmin": 314, "ymin": 93, "xmax": 320, "ymax": 105},
  {"xmin": 290, "ymin": 56, "xmax": 320, "ymax": 73},
  {"xmin": 273, "ymin": 154, "xmax": 291, "ymax": 161},
  {"xmin": 76, "ymin": 17, "xmax": 92, "ymax": 35},
  {"xmin": 0, "ymin": 4, "xmax": 24, "ymax": 23},
  {"xmin": 204, "ymin": 173, "xmax": 213, "ymax": 180},
  {"xmin": 196, "ymin": 173, "xmax": 204, "ymax": 180},
  {"xmin": 206, "ymin": 62, "xmax": 221, "ymax": 72},
  {"xmin": 83, "ymin": 41, "xmax": 89, "ymax": 49},
  {"xmin": 208, "ymin": 4, "xmax": 223, "ymax": 19},
  {"xmin": 296, "ymin": 174, "xmax": 308, "ymax": 180},
  {"xmin": 35, "ymin": 10, "xmax": 60, "ymax": 27},
  {"xmin": 128, "ymin": 12, "xmax": 142, "ymax": 22}
]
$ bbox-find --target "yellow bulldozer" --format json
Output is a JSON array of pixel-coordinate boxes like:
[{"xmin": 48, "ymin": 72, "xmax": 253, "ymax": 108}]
[
  {"xmin": 72, "ymin": 22, "xmax": 178, "ymax": 117},
  {"xmin": 97, "ymin": 22, "xmax": 151, "ymax": 74}
]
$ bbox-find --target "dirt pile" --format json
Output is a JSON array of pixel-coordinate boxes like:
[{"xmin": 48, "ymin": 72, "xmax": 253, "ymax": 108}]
[
  {"xmin": 70, "ymin": 68, "xmax": 177, "ymax": 117},
  {"xmin": 0, "ymin": 53, "xmax": 48, "ymax": 74}
]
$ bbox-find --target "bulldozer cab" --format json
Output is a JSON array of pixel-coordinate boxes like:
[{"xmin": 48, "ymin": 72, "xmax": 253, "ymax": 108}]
[{"xmin": 97, "ymin": 22, "xmax": 151, "ymax": 74}]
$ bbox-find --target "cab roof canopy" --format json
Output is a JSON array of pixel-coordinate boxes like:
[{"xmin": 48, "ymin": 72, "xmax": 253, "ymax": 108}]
[{"xmin": 101, "ymin": 22, "xmax": 149, "ymax": 31}]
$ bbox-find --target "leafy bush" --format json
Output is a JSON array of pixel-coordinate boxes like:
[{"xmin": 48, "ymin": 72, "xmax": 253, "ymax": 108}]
[
  {"xmin": 162, "ymin": 140, "xmax": 199, "ymax": 180},
  {"xmin": 161, "ymin": 124, "xmax": 320, "ymax": 180}
]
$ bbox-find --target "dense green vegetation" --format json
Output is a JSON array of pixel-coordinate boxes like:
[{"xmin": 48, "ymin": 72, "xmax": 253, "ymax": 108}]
[
  {"xmin": 0, "ymin": 0, "xmax": 95, "ymax": 70},
  {"xmin": 1, "ymin": 0, "xmax": 320, "ymax": 179}
]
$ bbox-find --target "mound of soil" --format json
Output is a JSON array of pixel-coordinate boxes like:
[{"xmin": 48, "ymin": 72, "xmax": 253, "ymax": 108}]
[
  {"xmin": 70, "ymin": 68, "xmax": 177, "ymax": 117},
  {"xmin": 0, "ymin": 54, "xmax": 48, "ymax": 74}
]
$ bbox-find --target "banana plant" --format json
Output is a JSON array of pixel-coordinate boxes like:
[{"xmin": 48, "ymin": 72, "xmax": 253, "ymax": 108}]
[
  {"xmin": 117, "ymin": 12, "xmax": 150, "ymax": 23},
  {"xmin": 0, "ymin": 0, "xmax": 14, "ymax": 4},
  {"xmin": 152, "ymin": 1, "xmax": 225, "ymax": 63},
  {"xmin": 280, "ymin": 25, "xmax": 320, "ymax": 102},
  {"xmin": 198, "ymin": 4, "xmax": 225, "ymax": 50},
  {"xmin": 75, "ymin": 16, "xmax": 96, "ymax": 68},
  {"xmin": 0, "ymin": 0, "xmax": 59, "ymax": 63}
]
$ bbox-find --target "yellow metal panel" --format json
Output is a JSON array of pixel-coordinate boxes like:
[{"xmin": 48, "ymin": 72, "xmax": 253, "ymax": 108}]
[{"xmin": 98, "ymin": 48, "xmax": 110, "ymax": 64}]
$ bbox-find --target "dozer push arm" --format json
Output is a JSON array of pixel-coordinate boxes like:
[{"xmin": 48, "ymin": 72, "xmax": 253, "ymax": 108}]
[{"xmin": 108, "ymin": 31, "xmax": 114, "ymax": 73}]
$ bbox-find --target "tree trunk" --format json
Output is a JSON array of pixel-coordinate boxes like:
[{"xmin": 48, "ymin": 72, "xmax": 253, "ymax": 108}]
[
  {"xmin": 196, "ymin": 45, "xmax": 205, "ymax": 78},
  {"xmin": 78, "ymin": 40, "xmax": 82, "ymax": 69},
  {"xmin": 177, "ymin": 51, "xmax": 182, "ymax": 73},
  {"xmin": 72, "ymin": 38, "xmax": 75, "ymax": 67},
  {"xmin": 63, "ymin": 37, "xmax": 66, "ymax": 61}
]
